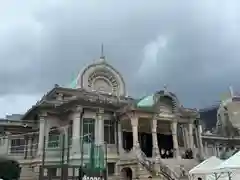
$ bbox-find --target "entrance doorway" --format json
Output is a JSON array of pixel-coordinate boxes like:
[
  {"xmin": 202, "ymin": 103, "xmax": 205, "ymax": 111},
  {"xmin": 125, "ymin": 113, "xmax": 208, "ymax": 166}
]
[
  {"xmin": 121, "ymin": 167, "xmax": 132, "ymax": 180},
  {"xmin": 157, "ymin": 134, "xmax": 173, "ymax": 158},
  {"xmin": 122, "ymin": 131, "xmax": 133, "ymax": 151},
  {"xmin": 139, "ymin": 132, "xmax": 152, "ymax": 157}
]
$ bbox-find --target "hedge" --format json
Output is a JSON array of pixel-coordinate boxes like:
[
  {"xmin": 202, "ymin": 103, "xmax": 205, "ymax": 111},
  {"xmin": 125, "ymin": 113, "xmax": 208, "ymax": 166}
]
[{"xmin": 0, "ymin": 156, "xmax": 21, "ymax": 180}]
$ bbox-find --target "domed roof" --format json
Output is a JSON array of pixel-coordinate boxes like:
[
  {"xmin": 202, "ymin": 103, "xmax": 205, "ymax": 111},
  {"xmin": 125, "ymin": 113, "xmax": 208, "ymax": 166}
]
[
  {"xmin": 137, "ymin": 94, "xmax": 155, "ymax": 107},
  {"xmin": 68, "ymin": 56, "xmax": 126, "ymax": 96},
  {"xmin": 136, "ymin": 88, "xmax": 179, "ymax": 108}
]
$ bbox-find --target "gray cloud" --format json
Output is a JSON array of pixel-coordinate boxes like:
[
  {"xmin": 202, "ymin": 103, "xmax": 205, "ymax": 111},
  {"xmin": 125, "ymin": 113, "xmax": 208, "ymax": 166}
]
[{"xmin": 0, "ymin": 0, "xmax": 240, "ymax": 113}]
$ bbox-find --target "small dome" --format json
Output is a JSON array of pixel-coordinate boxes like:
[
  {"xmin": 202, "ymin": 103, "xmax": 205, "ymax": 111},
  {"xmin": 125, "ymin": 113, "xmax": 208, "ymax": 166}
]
[{"xmin": 137, "ymin": 94, "xmax": 155, "ymax": 107}]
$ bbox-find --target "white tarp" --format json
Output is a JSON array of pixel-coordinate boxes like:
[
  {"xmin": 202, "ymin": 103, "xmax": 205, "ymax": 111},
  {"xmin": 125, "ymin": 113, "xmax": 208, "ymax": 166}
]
[
  {"xmin": 211, "ymin": 151, "xmax": 240, "ymax": 180},
  {"xmin": 189, "ymin": 156, "xmax": 224, "ymax": 180},
  {"xmin": 190, "ymin": 156, "xmax": 223, "ymax": 174},
  {"xmin": 214, "ymin": 151, "xmax": 240, "ymax": 172}
]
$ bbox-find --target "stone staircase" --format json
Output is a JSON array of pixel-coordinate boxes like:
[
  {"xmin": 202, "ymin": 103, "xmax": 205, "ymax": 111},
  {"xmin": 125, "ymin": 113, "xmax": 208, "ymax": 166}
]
[
  {"xmin": 161, "ymin": 158, "xmax": 199, "ymax": 179},
  {"xmin": 134, "ymin": 144, "xmax": 199, "ymax": 180},
  {"xmin": 19, "ymin": 165, "xmax": 38, "ymax": 180},
  {"xmin": 134, "ymin": 144, "xmax": 177, "ymax": 180}
]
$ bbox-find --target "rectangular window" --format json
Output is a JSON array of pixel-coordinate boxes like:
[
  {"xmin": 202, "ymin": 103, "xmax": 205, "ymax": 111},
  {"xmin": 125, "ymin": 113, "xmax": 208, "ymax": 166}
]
[
  {"xmin": 83, "ymin": 118, "xmax": 95, "ymax": 143},
  {"xmin": 48, "ymin": 128, "xmax": 61, "ymax": 148},
  {"xmin": 107, "ymin": 163, "xmax": 115, "ymax": 175},
  {"xmin": 10, "ymin": 138, "xmax": 25, "ymax": 154},
  {"xmin": 104, "ymin": 120, "xmax": 115, "ymax": 144},
  {"xmin": 48, "ymin": 168, "xmax": 57, "ymax": 177},
  {"xmin": 48, "ymin": 134, "xmax": 60, "ymax": 148}
]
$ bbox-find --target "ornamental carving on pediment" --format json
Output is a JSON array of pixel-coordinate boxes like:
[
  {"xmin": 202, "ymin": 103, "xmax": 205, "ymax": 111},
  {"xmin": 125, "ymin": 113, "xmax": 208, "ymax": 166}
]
[
  {"xmin": 79, "ymin": 59, "xmax": 126, "ymax": 96},
  {"xmin": 156, "ymin": 112, "xmax": 174, "ymax": 119}
]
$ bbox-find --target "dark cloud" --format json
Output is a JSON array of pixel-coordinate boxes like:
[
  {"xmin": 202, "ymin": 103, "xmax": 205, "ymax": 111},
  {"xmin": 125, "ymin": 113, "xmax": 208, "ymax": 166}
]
[{"xmin": 0, "ymin": 0, "xmax": 240, "ymax": 114}]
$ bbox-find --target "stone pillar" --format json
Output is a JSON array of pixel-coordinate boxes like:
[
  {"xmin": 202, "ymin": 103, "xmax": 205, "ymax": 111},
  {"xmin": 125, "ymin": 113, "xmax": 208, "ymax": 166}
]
[
  {"xmin": 24, "ymin": 136, "xmax": 29, "ymax": 159},
  {"xmin": 118, "ymin": 122, "xmax": 123, "ymax": 153},
  {"xmin": 130, "ymin": 114, "xmax": 139, "ymax": 147},
  {"xmin": 94, "ymin": 118, "xmax": 99, "ymax": 144},
  {"xmin": 5, "ymin": 132, "xmax": 11, "ymax": 155},
  {"xmin": 198, "ymin": 124, "xmax": 204, "ymax": 158},
  {"xmin": 97, "ymin": 108, "xmax": 104, "ymax": 145},
  {"xmin": 188, "ymin": 123, "xmax": 194, "ymax": 149},
  {"xmin": 72, "ymin": 106, "xmax": 82, "ymax": 154},
  {"xmin": 38, "ymin": 113, "xmax": 47, "ymax": 156},
  {"xmin": 215, "ymin": 144, "xmax": 220, "ymax": 157},
  {"xmin": 204, "ymin": 141, "xmax": 208, "ymax": 157},
  {"xmin": 182, "ymin": 126, "xmax": 189, "ymax": 149},
  {"xmin": 171, "ymin": 122, "xmax": 180, "ymax": 158},
  {"xmin": 152, "ymin": 119, "xmax": 160, "ymax": 158}
]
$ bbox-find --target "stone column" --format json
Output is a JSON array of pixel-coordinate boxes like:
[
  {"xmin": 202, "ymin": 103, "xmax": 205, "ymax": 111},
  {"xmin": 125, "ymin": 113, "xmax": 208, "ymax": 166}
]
[
  {"xmin": 38, "ymin": 113, "xmax": 47, "ymax": 156},
  {"xmin": 204, "ymin": 142, "xmax": 208, "ymax": 157},
  {"xmin": 188, "ymin": 123, "xmax": 194, "ymax": 149},
  {"xmin": 118, "ymin": 122, "xmax": 124, "ymax": 153},
  {"xmin": 215, "ymin": 144, "xmax": 220, "ymax": 157},
  {"xmin": 24, "ymin": 136, "xmax": 28, "ymax": 159},
  {"xmin": 72, "ymin": 106, "xmax": 82, "ymax": 154},
  {"xmin": 152, "ymin": 119, "xmax": 160, "ymax": 158},
  {"xmin": 5, "ymin": 132, "xmax": 11, "ymax": 155},
  {"xmin": 130, "ymin": 114, "xmax": 139, "ymax": 147},
  {"xmin": 97, "ymin": 108, "xmax": 104, "ymax": 145},
  {"xmin": 198, "ymin": 124, "xmax": 204, "ymax": 158},
  {"xmin": 182, "ymin": 126, "xmax": 189, "ymax": 149},
  {"xmin": 95, "ymin": 120, "xmax": 99, "ymax": 144},
  {"xmin": 171, "ymin": 122, "xmax": 180, "ymax": 158}
]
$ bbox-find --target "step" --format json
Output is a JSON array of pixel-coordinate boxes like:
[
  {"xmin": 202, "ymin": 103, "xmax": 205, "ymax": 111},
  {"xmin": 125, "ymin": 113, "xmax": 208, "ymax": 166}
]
[{"xmin": 20, "ymin": 166, "xmax": 38, "ymax": 180}]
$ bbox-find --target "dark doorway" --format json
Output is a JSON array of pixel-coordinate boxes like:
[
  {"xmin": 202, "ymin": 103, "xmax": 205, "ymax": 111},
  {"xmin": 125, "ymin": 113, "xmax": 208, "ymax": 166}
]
[
  {"xmin": 139, "ymin": 132, "xmax": 152, "ymax": 157},
  {"xmin": 157, "ymin": 134, "xmax": 173, "ymax": 158},
  {"xmin": 123, "ymin": 131, "xmax": 133, "ymax": 151},
  {"xmin": 121, "ymin": 167, "xmax": 132, "ymax": 180}
]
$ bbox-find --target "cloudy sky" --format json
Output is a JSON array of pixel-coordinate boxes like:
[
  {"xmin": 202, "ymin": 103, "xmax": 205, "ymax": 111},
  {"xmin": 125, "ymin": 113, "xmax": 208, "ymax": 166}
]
[{"xmin": 0, "ymin": 0, "xmax": 240, "ymax": 117}]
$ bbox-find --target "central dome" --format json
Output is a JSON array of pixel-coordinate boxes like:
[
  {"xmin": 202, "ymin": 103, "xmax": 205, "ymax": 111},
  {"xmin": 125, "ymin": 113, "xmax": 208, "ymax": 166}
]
[{"xmin": 74, "ymin": 57, "xmax": 126, "ymax": 96}]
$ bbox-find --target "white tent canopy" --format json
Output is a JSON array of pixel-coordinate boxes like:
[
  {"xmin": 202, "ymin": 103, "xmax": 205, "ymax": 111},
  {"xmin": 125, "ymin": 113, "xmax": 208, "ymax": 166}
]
[
  {"xmin": 214, "ymin": 151, "xmax": 240, "ymax": 172},
  {"xmin": 190, "ymin": 156, "xmax": 223, "ymax": 175},
  {"xmin": 189, "ymin": 156, "xmax": 225, "ymax": 180}
]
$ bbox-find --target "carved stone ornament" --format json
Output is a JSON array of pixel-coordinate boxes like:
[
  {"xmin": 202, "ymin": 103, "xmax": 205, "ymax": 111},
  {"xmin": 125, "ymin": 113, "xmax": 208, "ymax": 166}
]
[
  {"xmin": 171, "ymin": 122, "xmax": 177, "ymax": 135},
  {"xmin": 75, "ymin": 106, "xmax": 83, "ymax": 112},
  {"xmin": 157, "ymin": 112, "xmax": 174, "ymax": 119},
  {"xmin": 39, "ymin": 111, "xmax": 48, "ymax": 119},
  {"xmin": 98, "ymin": 108, "xmax": 104, "ymax": 114},
  {"xmin": 88, "ymin": 69, "xmax": 119, "ymax": 93}
]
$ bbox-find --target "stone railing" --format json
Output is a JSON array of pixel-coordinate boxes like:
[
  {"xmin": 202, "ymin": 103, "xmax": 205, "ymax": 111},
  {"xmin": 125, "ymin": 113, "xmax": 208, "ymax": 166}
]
[{"xmin": 134, "ymin": 144, "xmax": 178, "ymax": 180}]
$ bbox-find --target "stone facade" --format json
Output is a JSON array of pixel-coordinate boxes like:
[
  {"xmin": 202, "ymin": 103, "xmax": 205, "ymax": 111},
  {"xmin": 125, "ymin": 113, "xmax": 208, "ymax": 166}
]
[
  {"xmin": 201, "ymin": 95, "xmax": 240, "ymax": 160},
  {"xmin": 0, "ymin": 56, "xmax": 207, "ymax": 180}
]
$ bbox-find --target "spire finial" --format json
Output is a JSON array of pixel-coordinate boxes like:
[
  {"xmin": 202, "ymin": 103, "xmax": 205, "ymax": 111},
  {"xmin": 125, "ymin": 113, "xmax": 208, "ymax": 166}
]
[
  {"xmin": 164, "ymin": 84, "xmax": 168, "ymax": 91},
  {"xmin": 100, "ymin": 43, "xmax": 105, "ymax": 59},
  {"xmin": 229, "ymin": 86, "xmax": 234, "ymax": 97}
]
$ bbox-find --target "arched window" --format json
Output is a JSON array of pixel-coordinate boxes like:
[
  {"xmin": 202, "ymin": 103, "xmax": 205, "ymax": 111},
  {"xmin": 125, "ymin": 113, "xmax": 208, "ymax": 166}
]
[
  {"xmin": 104, "ymin": 120, "xmax": 115, "ymax": 144},
  {"xmin": 48, "ymin": 127, "xmax": 60, "ymax": 148}
]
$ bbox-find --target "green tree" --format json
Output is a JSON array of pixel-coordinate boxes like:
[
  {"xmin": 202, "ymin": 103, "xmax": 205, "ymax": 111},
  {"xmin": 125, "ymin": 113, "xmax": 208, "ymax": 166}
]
[{"xmin": 0, "ymin": 156, "xmax": 21, "ymax": 180}]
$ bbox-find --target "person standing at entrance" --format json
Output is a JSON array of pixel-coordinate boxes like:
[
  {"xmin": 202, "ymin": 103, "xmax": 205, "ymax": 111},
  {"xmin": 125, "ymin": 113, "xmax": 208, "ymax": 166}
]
[
  {"xmin": 161, "ymin": 149, "xmax": 165, "ymax": 158},
  {"xmin": 166, "ymin": 150, "xmax": 170, "ymax": 158}
]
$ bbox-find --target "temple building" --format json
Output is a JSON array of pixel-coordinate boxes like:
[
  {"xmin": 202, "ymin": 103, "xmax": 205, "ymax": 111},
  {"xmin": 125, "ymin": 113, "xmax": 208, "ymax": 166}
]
[
  {"xmin": 0, "ymin": 54, "xmax": 239, "ymax": 180},
  {"xmin": 200, "ymin": 92, "xmax": 240, "ymax": 161}
]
